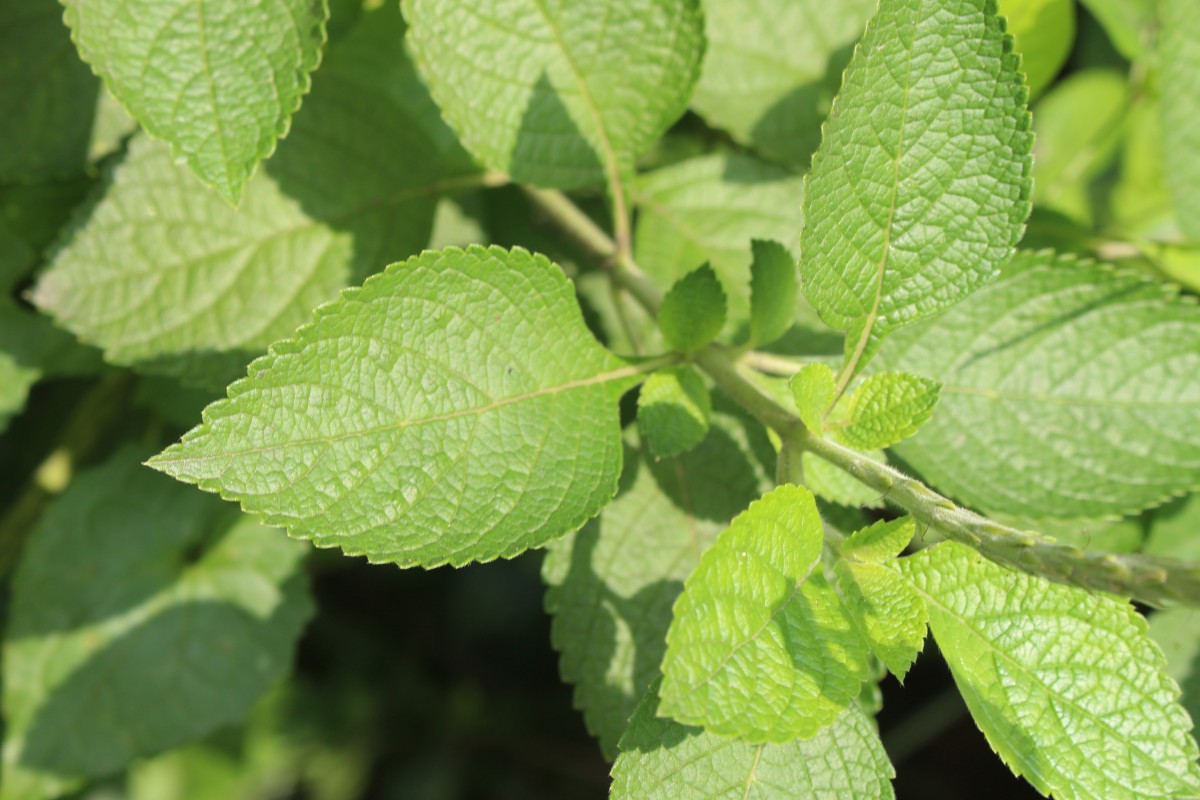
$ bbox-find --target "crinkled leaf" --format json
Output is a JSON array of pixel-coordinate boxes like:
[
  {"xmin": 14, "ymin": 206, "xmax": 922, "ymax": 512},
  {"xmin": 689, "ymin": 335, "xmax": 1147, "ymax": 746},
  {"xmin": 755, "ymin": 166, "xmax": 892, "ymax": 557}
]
[
  {"xmin": 998, "ymin": 0, "xmax": 1074, "ymax": 97},
  {"xmin": 885, "ymin": 251, "xmax": 1200, "ymax": 520},
  {"xmin": 611, "ymin": 681, "xmax": 895, "ymax": 800},
  {"xmin": 801, "ymin": 0, "xmax": 1032, "ymax": 376},
  {"xmin": 802, "ymin": 449, "xmax": 887, "ymax": 510},
  {"xmin": 0, "ymin": 449, "xmax": 312, "ymax": 800},
  {"xmin": 903, "ymin": 542, "xmax": 1200, "ymax": 800},
  {"xmin": 404, "ymin": 0, "xmax": 703, "ymax": 189},
  {"xmin": 842, "ymin": 517, "xmax": 916, "ymax": 563},
  {"xmin": 689, "ymin": 0, "xmax": 875, "ymax": 167},
  {"xmin": 660, "ymin": 484, "xmax": 871, "ymax": 742},
  {"xmin": 634, "ymin": 152, "xmax": 806, "ymax": 326},
  {"xmin": 638, "ymin": 366, "xmax": 711, "ymax": 458},
  {"xmin": 62, "ymin": 0, "xmax": 327, "ymax": 205},
  {"xmin": 838, "ymin": 371, "xmax": 940, "ymax": 450},
  {"xmin": 149, "ymin": 246, "xmax": 638, "ymax": 568},
  {"xmin": 659, "ymin": 265, "xmax": 727, "ymax": 353},
  {"xmin": 1161, "ymin": 0, "xmax": 1200, "ymax": 239},
  {"xmin": 789, "ymin": 362, "xmax": 835, "ymax": 434},
  {"xmin": 748, "ymin": 240, "xmax": 798, "ymax": 348},
  {"xmin": 835, "ymin": 560, "xmax": 926, "ymax": 682},
  {"xmin": 35, "ymin": 17, "xmax": 459, "ymax": 387},
  {"xmin": 542, "ymin": 402, "xmax": 775, "ymax": 757}
]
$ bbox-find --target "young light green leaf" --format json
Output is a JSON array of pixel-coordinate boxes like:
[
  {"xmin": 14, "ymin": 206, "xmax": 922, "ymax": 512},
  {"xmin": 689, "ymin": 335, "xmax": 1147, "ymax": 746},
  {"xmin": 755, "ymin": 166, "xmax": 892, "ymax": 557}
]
[
  {"xmin": 0, "ymin": 0, "xmax": 101, "ymax": 181},
  {"xmin": 838, "ymin": 371, "xmax": 940, "ymax": 451},
  {"xmin": 658, "ymin": 266, "xmax": 727, "ymax": 353},
  {"xmin": 748, "ymin": 240, "xmax": 799, "ymax": 348},
  {"xmin": 789, "ymin": 362, "xmax": 836, "ymax": 434},
  {"xmin": 638, "ymin": 366, "xmax": 712, "ymax": 458},
  {"xmin": 842, "ymin": 517, "xmax": 916, "ymax": 563},
  {"xmin": 689, "ymin": 0, "xmax": 876, "ymax": 167},
  {"xmin": 1, "ymin": 449, "xmax": 312, "ymax": 800},
  {"xmin": 1160, "ymin": 0, "xmax": 1200, "ymax": 239},
  {"xmin": 1078, "ymin": 0, "xmax": 1154, "ymax": 60},
  {"xmin": 634, "ymin": 152, "xmax": 806, "ymax": 325},
  {"xmin": 660, "ymin": 484, "xmax": 871, "ymax": 742},
  {"xmin": 903, "ymin": 542, "xmax": 1200, "ymax": 800},
  {"xmin": 611, "ymin": 682, "xmax": 895, "ymax": 800},
  {"xmin": 801, "ymin": 0, "xmax": 1033, "ymax": 381},
  {"xmin": 997, "ymin": 0, "xmax": 1074, "ymax": 97},
  {"xmin": 35, "ymin": 17, "xmax": 463, "ymax": 388},
  {"xmin": 835, "ymin": 560, "xmax": 927, "ymax": 682},
  {"xmin": 543, "ymin": 402, "xmax": 775, "ymax": 756},
  {"xmin": 884, "ymin": 251, "xmax": 1200, "ymax": 520},
  {"xmin": 149, "ymin": 246, "xmax": 638, "ymax": 569},
  {"xmin": 404, "ymin": 0, "xmax": 703, "ymax": 189},
  {"xmin": 801, "ymin": 450, "xmax": 886, "ymax": 509},
  {"xmin": 61, "ymin": 0, "xmax": 327, "ymax": 205}
]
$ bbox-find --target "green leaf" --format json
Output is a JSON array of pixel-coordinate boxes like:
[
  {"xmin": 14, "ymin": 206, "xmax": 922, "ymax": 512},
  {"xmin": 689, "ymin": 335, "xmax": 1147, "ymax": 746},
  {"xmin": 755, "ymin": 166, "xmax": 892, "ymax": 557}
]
[
  {"xmin": 542, "ymin": 401, "xmax": 775, "ymax": 757},
  {"xmin": 1160, "ymin": 0, "xmax": 1200, "ymax": 240},
  {"xmin": 903, "ymin": 542, "xmax": 1200, "ymax": 800},
  {"xmin": 0, "ymin": 0, "xmax": 101, "ymax": 181},
  {"xmin": 1144, "ymin": 494, "xmax": 1200, "ymax": 560},
  {"xmin": 842, "ymin": 517, "xmax": 916, "ymax": 563},
  {"xmin": 611, "ymin": 682, "xmax": 895, "ymax": 799},
  {"xmin": 638, "ymin": 366, "xmax": 712, "ymax": 458},
  {"xmin": 660, "ymin": 484, "xmax": 871, "ymax": 742},
  {"xmin": 1149, "ymin": 608, "xmax": 1200, "ymax": 732},
  {"xmin": 1031, "ymin": 70, "xmax": 1129, "ymax": 225},
  {"xmin": 149, "ymin": 246, "xmax": 638, "ymax": 569},
  {"xmin": 748, "ymin": 240, "xmax": 799, "ymax": 348},
  {"xmin": 834, "ymin": 560, "xmax": 927, "ymax": 682},
  {"xmin": 884, "ymin": 251, "xmax": 1200, "ymax": 520},
  {"xmin": 61, "ymin": 0, "xmax": 327, "ymax": 204},
  {"xmin": 689, "ymin": 0, "xmax": 876, "ymax": 167},
  {"xmin": 837, "ymin": 371, "xmax": 940, "ymax": 450},
  {"xmin": 801, "ymin": 0, "xmax": 1033, "ymax": 377},
  {"xmin": 1109, "ymin": 98, "xmax": 1175, "ymax": 237},
  {"xmin": 789, "ymin": 362, "xmax": 835, "ymax": 434},
  {"xmin": 997, "ymin": 0, "xmax": 1074, "ymax": 97},
  {"xmin": 1, "ymin": 449, "xmax": 312, "ymax": 800},
  {"xmin": 634, "ymin": 152, "xmax": 806, "ymax": 325},
  {"xmin": 34, "ymin": 17, "xmax": 461, "ymax": 388},
  {"xmin": 1078, "ymin": 0, "xmax": 1154, "ymax": 59},
  {"xmin": 404, "ymin": 0, "xmax": 703, "ymax": 189},
  {"xmin": 658, "ymin": 266, "xmax": 727, "ymax": 353},
  {"xmin": 801, "ymin": 449, "xmax": 887, "ymax": 509}
]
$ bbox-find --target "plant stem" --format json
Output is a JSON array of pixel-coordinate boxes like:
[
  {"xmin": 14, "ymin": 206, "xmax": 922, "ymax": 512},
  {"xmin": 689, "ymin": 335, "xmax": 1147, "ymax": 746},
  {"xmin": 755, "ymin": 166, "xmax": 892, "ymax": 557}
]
[
  {"xmin": 740, "ymin": 350, "xmax": 809, "ymax": 375},
  {"xmin": 527, "ymin": 186, "xmax": 1200, "ymax": 608}
]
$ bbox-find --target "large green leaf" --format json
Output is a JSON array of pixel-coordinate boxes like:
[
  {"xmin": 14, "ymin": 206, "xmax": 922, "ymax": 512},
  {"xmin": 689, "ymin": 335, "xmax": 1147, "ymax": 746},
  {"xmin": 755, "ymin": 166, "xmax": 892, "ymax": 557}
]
[
  {"xmin": 800, "ymin": 0, "xmax": 1032, "ymax": 376},
  {"xmin": 35, "ymin": 15, "xmax": 461, "ymax": 388},
  {"xmin": 542, "ymin": 402, "xmax": 775, "ymax": 756},
  {"xmin": 1160, "ymin": 0, "xmax": 1200, "ymax": 240},
  {"xmin": 150, "ymin": 246, "xmax": 639, "ymax": 568},
  {"xmin": 404, "ymin": 0, "xmax": 703, "ymax": 189},
  {"xmin": 885, "ymin": 251, "xmax": 1200, "ymax": 520},
  {"xmin": 903, "ymin": 542, "xmax": 1200, "ymax": 800},
  {"xmin": 61, "ymin": 0, "xmax": 327, "ymax": 204},
  {"xmin": 0, "ymin": 450, "xmax": 312, "ymax": 800},
  {"xmin": 610, "ymin": 682, "xmax": 895, "ymax": 799},
  {"xmin": 659, "ymin": 484, "xmax": 871, "ymax": 741},
  {"xmin": 689, "ymin": 0, "xmax": 875, "ymax": 167},
  {"xmin": 634, "ymin": 152, "xmax": 806, "ymax": 325}
]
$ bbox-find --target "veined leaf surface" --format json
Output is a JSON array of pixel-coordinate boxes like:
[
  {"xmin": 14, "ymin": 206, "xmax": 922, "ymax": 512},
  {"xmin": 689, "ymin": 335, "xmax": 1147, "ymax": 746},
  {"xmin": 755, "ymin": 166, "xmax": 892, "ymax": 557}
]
[{"xmin": 150, "ymin": 246, "xmax": 639, "ymax": 568}]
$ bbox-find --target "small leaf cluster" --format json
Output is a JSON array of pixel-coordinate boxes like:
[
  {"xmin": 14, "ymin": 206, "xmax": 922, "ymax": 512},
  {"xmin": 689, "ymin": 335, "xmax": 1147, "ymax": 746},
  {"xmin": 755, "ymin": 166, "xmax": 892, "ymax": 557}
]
[{"xmin": 0, "ymin": 0, "xmax": 1198, "ymax": 798}]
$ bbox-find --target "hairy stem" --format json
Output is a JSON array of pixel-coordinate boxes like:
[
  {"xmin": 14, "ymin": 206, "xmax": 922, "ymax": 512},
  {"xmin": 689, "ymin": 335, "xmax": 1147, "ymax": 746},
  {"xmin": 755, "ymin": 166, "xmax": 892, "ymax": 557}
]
[{"xmin": 528, "ymin": 186, "xmax": 1200, "ymax": 608}]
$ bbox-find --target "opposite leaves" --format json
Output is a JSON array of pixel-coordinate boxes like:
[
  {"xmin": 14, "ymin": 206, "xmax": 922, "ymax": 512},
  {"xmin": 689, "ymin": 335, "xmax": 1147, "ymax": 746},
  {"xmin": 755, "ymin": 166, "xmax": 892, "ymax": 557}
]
[
  {"xmin": 150, "ymin": 246, "xmax": 639, "ymax": 568},
  {"xmin": 659, "ymin": 484, "xmax": 870, "ymax": 742},
  {"xmin": 62, "ymin": 0, "xmax": 327, "ymax": 204},
  {"xmin": 903, "ymin": 542, "xmax": 1200, "ymax": 800},
  {"xmin": 801, "ymin": 0, "xmax": 1032, "ymax": 379},
  {"xmin": 405, "ymin": 0, "xmax": 703, "ymax": 189}
]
